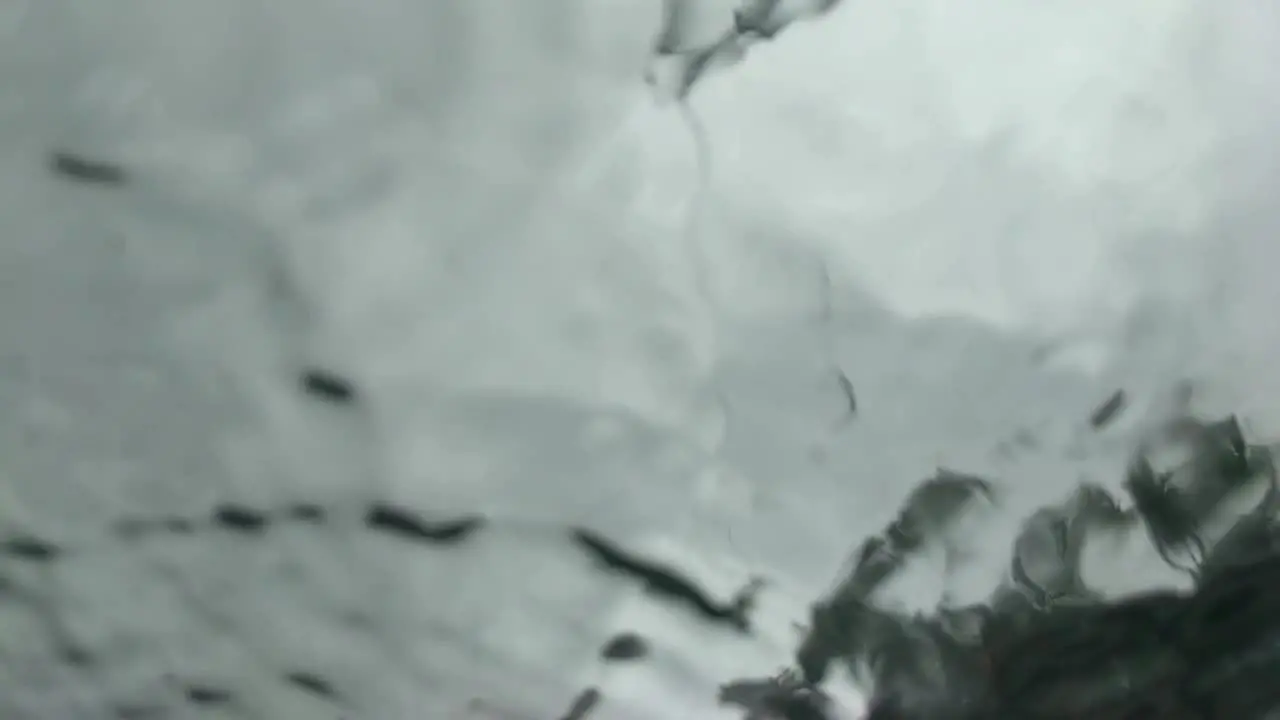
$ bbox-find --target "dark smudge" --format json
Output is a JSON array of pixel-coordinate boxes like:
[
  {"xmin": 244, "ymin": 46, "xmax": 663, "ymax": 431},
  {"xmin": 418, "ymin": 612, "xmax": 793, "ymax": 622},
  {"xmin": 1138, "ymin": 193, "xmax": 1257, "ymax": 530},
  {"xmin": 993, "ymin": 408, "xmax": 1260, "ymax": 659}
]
[
  {"xmin": 719, "ymin": 677, "xmax": 833, "ymax": 720},
  {"xmin": 49, "ymin": 151, "xmax": 128, "ymax": 186},
  {"xmin": 599, "ymin": 631, "xmax": 649, "ymax": 662},
  {"xmin": 364, "ymin": 503, "xmax": 487, "ymax": 545},
  {"xmin": 284, "ymin": 671, "xmax": 338, "ymax": 700},
  {"xmin": 183, "ymin": 684, "xmax": 234, "ymax": 706},
  {"xmin": 570, "ymin": 527, "xmax": 761, "ymax": 633},
  {"xmin": 211, "ymin": 503, "xmax": 271, "ymax": 534},
  {"xmin": 836, "ymin": 371, "xmax": 857, "ymax": 420},
  {"xmin": 300, "ymin": 369, "xmax": 358, "ymax": 405},
  {"xmin": 559, "ymin": 687, "xmax": 601, "ymax": 720},
  {"xmin": 1089, "ymin": 389, "xmax": 1127, "ymax": 429},
  {"xmin": 1, "ymin": 535, "xmax": 62, "ymax": 562}
]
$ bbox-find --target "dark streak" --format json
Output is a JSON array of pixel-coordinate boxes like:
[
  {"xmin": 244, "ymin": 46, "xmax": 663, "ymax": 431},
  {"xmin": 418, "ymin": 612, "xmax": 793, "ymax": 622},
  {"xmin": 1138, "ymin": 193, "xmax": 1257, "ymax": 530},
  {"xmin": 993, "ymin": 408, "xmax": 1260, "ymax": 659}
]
[
  {"xmin": 1090, "ymin": 389, "xmax": 1127, "ymax": 429},
  {"xmin": 364, "ymin": 503, "xmax": 486, "ymax": 545},
  {"xmin": 651, "ymin": 0, "xmax": 844, "ymax": 99},
  {"xmin": 815, "ymin": 263, "xmax": 855, "ymax": 426},
  {"xmin": 211, "ymin": 504, "xmax": 270, "ymax": 534},
  {"xmin": 49, "ymin": 151, "xmax": 128, "ymax": 185},
  {"xmin": 1, "ymin": 535, "xmax": 61, "ymax": 562},
  {"xmin": 184, "ymin": 685, "xmax": 234, "ymax": 706},
  {"xmin": 569, "ymin": 527, "xmax": 760, "ymax": 633},
  {"xmin": 559, "ymin": 687, "xmax": 601, "ymax": 720},
  {"xmin": 599, "ymin": 632, "xmax": 649, "ymax": 662},
  {"xmin": 836, "ymin": 371, "xmax": 857, "ymax": 419},
  {"xmin": 285, "ymin": 671, "xmax": 338, "ymax": 699},
  {"xmin": 300, "ymin": 369, "xmax": 357, "ymax": 404}
]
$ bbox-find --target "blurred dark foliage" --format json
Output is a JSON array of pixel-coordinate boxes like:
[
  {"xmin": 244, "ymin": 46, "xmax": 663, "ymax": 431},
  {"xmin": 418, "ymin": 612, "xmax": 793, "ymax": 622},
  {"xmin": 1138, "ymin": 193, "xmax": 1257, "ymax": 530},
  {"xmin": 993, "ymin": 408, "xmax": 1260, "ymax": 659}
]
[{"xmin": 726, "ymin": 414, "xmax": 1280, "ymax": 720}]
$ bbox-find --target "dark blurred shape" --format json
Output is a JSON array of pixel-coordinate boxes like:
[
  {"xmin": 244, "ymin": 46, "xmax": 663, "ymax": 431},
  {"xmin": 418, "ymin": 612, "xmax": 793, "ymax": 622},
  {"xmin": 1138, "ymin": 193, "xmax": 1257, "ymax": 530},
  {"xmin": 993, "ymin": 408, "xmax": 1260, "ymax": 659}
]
[
  {"xmin": 749, "ymin": 421, "xmax": 1280, "ymax": 720},
  {"xmin": 300, "ymin": 369, "xmax": 357, "ymax": 404},
  {"xmin": 183, "ymin": 684, "xmax": 234, "ymax": 706},
  {"xmin": 792, "ymin": 468, "xmax": 996, "ymax": 686},
  {"xmin": 211, "ymin": 503, "xmax": 270, "ymax": 534},
  {"xmin": 1126, "ymin": 414, "xmax": 1269, "ymax": 577},
  {"xmin": 284, "ymin": 671, "xmax": 337, "ymax": 699},
  {"xmin": 972, "ymin": 553, "xmax": 1280, "ymax": 719},
  {"xmin": 559, "ymin": 687, "xmax": 601, "ymax": 720},
  {"xmin": 718, "ymin": 676, "xmax": 834, "ymax": 720},
  {"xmin": 649, "ymin": 0, "xmax": 845, "ymax": 100},
  {"xmin": 599, "ymin": 631, "xmax": 649, "ymax": 662},
  {"xmin": 1, "ymin": 535, "xmax": 61, "ymax": 562},
  {"xmin": 1089, "ymin": 389, "xmax": 1127, "ymax": 429},
  {"xmin": 364, "ymin": 503, "xmax": 486, "ymax": 545},
  {"xmin": 570, "ymin": 527, "xmax": 762, "ymax": 633},
  {"xmin": 49, "ymin": 151, "xmax": 127, "ymax": 185}
]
